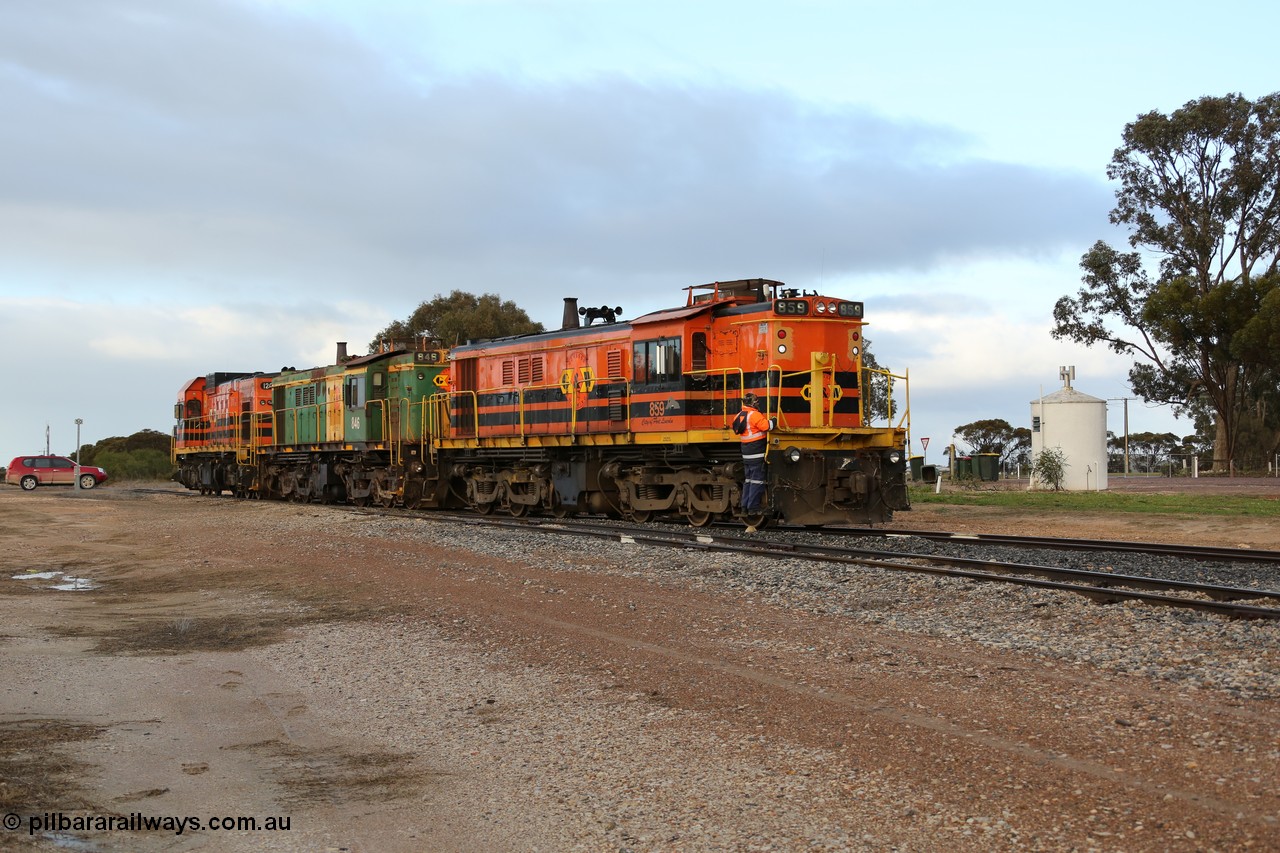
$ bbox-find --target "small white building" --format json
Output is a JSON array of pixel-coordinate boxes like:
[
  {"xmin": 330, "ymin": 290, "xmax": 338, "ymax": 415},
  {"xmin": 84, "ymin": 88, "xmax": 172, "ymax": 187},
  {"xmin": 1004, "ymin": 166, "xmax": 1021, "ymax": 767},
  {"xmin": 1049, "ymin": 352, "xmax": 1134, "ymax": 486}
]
[{"xmin": 1029, "ymin": 367, "xmax": 1108, "ymax": 491}]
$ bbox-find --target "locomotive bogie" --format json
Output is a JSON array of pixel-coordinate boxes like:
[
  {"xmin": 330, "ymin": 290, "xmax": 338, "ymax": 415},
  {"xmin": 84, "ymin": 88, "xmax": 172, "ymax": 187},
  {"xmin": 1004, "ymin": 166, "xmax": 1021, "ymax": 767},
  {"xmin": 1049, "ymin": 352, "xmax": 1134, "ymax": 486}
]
[
  {"xmin": 610, "ymin": 461, "xmax": 739, "ymax": 526},
  {"xmin": 768, "ymin": 447, "xmax": 908, "ymax": 527}
]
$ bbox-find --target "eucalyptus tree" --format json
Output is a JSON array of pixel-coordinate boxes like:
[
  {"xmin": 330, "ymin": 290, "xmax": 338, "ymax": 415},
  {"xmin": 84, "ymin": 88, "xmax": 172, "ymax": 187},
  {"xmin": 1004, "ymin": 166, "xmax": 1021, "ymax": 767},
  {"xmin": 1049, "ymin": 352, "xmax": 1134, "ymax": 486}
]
[
  {"xmin": 953, "ymin": 418, "xmax": 1031, "ymax": 467},
  {"xmin": 1052, "ymin": 93, "xmax": 1280, "ymax": 470},
  {"xmin": 370, "ymin": 290, "xmax": 545, "ymax": 352}
]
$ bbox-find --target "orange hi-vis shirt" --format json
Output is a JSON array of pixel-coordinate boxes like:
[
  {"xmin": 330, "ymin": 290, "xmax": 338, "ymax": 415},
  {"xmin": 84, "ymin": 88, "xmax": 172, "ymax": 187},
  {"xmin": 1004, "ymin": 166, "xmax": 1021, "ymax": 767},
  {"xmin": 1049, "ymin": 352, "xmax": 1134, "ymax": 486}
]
[{"xmin": 738, "ymin": 406, "xmax": 770, "ymax": 460}]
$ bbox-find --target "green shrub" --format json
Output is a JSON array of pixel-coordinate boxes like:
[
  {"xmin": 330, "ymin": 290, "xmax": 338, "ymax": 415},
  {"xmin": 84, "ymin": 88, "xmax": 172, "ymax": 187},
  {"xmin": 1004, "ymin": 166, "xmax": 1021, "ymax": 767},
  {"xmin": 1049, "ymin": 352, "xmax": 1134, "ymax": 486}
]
[
  {"xmin": 93, "ymin": 449, "xmax": 174, "ymax": 481},
  {"xmin": 1032, "ymin": 447, "xmax": 1069, "ymax": 491}
]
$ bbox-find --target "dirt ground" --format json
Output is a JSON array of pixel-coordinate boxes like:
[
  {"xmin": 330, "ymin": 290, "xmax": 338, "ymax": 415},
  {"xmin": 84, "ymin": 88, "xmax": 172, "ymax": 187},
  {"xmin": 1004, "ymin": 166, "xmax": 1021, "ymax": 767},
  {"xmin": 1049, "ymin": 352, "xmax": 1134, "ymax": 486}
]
[{"xmin": 1, "ymin": 483, "xmax": 1278, "ymax": 851}]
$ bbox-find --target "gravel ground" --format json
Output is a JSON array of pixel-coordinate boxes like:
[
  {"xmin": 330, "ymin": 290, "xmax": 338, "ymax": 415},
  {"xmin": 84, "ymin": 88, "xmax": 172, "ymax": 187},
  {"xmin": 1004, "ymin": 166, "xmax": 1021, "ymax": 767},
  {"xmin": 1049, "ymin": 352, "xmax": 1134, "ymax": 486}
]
[
  {"xmin": 4, "ymin": 485, "xmax": 1279, "ymax": 852},
  {"xmin": 260, "ymin": 503, "xmax": 1280, "ymax": 848},
  {"xmin": 348, "ymin": 513, "xmax": 1280, "ymax": 701}
]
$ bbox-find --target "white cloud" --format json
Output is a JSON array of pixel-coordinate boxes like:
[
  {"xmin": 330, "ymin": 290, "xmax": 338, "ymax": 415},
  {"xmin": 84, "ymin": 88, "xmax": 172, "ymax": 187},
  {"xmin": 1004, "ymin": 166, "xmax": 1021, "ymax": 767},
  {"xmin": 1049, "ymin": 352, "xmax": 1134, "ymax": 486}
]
[{"xmin": 0, "ymin": 0, "xmax": 1223, "ymax": 460}]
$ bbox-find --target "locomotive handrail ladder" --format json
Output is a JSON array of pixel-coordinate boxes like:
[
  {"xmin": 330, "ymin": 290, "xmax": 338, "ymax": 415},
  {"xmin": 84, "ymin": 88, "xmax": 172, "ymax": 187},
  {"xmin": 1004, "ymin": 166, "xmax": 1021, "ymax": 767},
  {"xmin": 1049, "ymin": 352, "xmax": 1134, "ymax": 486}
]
[
  {"xmin": 683, "ymin": 366, "xmax": 745, "ymax": 427},
  {"xmin": 861, "ymin": 365, "xmax": 910, "ymax": 433},
  {"xmin": 366, "ymin": 398, "xmax": 395, "ymax": 465}
]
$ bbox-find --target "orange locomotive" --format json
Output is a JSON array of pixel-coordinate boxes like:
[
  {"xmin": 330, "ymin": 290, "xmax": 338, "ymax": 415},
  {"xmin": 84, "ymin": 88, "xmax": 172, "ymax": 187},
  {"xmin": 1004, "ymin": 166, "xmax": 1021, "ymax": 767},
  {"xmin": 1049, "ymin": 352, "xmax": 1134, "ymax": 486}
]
[
  {"xmin": 173, "ymin": 372, "xmax": 276, "ymax": 495},
  {"xmin": 433, "ymin": 278, "xmax": 909, "ymax": 526},
  {"xmin": 173, "ymin": 278, "xmax": 910, "ymax": 526}
]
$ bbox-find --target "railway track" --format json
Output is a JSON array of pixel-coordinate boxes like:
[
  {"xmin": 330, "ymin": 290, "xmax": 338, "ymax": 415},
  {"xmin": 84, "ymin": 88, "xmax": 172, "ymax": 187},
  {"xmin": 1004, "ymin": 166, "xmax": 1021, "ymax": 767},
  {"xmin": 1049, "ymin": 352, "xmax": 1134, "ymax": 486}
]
[
  {"xmin": 830, "ymin": 525, "xmax": 1280, "ymax": 564},
  {"xmin": 422, "ymin": 512, "xmax": 1280, "ymax": 621},
  {"xmin": 145, "ymin": 489, "xmax": 1280, "ymax": 620}
]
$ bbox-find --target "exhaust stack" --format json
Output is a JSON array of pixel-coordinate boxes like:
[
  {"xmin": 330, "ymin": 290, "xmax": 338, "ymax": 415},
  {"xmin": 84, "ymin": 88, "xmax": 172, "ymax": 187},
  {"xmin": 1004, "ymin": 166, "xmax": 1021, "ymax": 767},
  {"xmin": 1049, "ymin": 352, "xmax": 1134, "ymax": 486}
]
[
  {"xmin": 336, "ymin": 342, "xmax": 348, "ymax": 362},
  {"xmin": 562, "ymin": 298, "xmax": 580, "ymax": 330}
]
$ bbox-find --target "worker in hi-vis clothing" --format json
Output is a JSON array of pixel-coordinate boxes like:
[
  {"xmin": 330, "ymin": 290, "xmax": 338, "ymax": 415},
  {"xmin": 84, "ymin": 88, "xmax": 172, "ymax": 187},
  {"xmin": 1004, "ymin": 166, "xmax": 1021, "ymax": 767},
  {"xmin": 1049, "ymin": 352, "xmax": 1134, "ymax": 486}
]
[{"xmin": 733, "ymin": 392, "xmax": 773, "ymax": 533}]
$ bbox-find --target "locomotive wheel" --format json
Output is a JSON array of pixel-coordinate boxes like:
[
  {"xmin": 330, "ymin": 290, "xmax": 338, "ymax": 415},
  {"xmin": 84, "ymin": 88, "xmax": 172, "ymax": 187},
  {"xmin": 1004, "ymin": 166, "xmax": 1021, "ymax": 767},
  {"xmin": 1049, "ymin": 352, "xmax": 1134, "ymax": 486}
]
[
  {"xmin": 475, "ymin": 501, "xmax": 495, "ymax": 515},
  {"xmin": 741, "ymin": 513, "xmax": 769, "ymax": 531},
  {"xmin": 686, "ymin": 510, "xmax": 714, "ymax": 528},
  {"xmin": 629, "ymin": 510, "xmax": 653, "ymax": 523},
  {"xmin": 509, "ymin": 501, "xmax": 530, "ymax": 518}
]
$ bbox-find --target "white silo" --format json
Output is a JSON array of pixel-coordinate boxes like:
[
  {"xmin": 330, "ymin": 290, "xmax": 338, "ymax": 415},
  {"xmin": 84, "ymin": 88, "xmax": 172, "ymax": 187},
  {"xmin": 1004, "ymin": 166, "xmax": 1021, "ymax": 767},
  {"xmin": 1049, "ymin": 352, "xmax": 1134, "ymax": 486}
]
[{"xmin": 1029, "ymin": 366, "xmax": 1109, "ymax": 491}]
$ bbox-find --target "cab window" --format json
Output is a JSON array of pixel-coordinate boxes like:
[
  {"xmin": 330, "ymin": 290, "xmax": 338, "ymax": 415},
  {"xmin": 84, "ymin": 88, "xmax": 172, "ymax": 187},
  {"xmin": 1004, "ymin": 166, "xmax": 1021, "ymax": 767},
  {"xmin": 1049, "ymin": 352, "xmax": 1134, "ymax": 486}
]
[{"xmin": 632, "ymin": 338, "xmax": 682, "ymax": 385}]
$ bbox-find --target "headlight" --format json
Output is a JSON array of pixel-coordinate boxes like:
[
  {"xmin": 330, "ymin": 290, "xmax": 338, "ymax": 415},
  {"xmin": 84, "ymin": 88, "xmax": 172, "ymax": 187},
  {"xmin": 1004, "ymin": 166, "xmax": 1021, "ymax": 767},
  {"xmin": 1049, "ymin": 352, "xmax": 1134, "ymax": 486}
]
[
  {"xmin": 816, "ymin": 302, "xmax": 826, "ymax": 313},
  {"xmin": 784, "ymin": 447, "xmax": 802, "ymax": 463},
  {"xmin": 777, "ymin": 344, "xmax": 787, "ymax": 354},
  {"xmin": 888, "ymin": 451, "xmax": 902, "ymax": 464}
]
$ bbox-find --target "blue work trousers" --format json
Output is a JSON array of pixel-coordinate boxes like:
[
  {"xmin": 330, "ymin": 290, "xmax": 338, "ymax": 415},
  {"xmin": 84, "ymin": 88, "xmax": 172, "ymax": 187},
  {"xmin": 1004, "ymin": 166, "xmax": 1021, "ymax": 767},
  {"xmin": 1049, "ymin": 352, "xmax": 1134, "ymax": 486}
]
[{"xmin": 741, "ymin": 458, "xmax": 766, "ymax": 513}]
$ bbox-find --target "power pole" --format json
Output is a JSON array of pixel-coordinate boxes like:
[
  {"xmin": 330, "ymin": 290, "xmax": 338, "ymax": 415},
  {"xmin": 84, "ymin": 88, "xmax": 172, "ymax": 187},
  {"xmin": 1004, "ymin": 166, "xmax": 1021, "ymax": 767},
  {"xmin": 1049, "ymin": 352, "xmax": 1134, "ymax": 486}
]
[
  {"xmin": 1109, "ymin": 398, "xmax": 1132, "ymax": 477},
  {"xmin": 1124, "ymin": 398, "xmax": 1129, "ymax": 477}
]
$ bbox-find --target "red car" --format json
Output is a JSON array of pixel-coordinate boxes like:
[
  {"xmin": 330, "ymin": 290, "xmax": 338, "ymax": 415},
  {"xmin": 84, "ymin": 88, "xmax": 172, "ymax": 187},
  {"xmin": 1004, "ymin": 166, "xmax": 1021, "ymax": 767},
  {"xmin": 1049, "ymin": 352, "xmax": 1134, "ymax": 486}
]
[{"xmin": 5, "ymin": 455, "xmax": 108, "ymax": 490}]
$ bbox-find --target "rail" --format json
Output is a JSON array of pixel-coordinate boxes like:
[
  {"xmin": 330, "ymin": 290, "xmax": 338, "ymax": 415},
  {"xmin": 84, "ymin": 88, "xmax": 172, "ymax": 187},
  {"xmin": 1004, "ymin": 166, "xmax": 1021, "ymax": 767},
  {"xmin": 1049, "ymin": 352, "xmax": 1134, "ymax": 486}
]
[
  {"xmin": 366, "ymin": 398, "xmax": 397, "ymax": 465},
  {"xmin": 862, "ymin": 365, "xmax": 910, "ymax": 441},
  {"xmin": 684, "ymin": 367, "xmax": 744, "ymax": 427},
  {"xmin": 763, "ymin": 363, "xmax": 840, "ymax": 428},
  {"xmin": 174, "ymin": 412, "xmax": 273, "ymax": 464},
  {"xmin": 412, "ymin": 512, "xmax": 1280, "ymax": 621},
  {"xmin": 832, "ymin": 526, "xmax": 1280, "ymax": 565},
  {"xmin": 427, "ymin": 378, "xmax": 632, "ymax": 444}
]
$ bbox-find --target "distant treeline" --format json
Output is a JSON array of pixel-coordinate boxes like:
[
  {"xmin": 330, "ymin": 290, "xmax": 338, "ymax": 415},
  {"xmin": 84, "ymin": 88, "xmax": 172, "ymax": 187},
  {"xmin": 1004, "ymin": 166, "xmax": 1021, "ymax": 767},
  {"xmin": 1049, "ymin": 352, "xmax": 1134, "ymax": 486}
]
[{"xmin": 77, "ymin": 429, "xmax": 173, "ymax": 481}]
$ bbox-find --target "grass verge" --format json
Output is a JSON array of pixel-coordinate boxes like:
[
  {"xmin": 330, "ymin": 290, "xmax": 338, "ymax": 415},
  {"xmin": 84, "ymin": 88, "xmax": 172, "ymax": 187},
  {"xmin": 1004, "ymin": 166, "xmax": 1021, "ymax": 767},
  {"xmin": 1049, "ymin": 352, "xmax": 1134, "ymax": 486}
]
[{"xmin": 908, "ymin": 486, "xmax": 1280, "ymax": 517}]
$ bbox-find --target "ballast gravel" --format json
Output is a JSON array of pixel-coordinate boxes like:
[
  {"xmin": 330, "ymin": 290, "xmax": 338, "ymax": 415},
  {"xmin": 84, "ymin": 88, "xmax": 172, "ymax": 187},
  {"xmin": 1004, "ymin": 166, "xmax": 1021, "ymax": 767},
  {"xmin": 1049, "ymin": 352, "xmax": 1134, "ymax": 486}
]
[
  {"xmin": 29, "ymin": 487, "xmax": 1277, "ymax": 851},
  {"xmin": 239, "ymin": 505, "xmax": 1280, "ymax": 850},
  {"xmin": 348, "ymin": 514, "xmax": 1280, "ymax": 701}
]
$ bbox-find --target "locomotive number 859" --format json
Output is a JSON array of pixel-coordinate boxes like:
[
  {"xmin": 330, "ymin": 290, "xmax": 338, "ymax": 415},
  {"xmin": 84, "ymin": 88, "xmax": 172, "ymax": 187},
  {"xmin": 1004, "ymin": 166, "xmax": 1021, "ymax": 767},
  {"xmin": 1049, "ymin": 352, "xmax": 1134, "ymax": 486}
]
[{"xmin": 173, "ymin": 278, "xmax": 911, "ymax": 528}]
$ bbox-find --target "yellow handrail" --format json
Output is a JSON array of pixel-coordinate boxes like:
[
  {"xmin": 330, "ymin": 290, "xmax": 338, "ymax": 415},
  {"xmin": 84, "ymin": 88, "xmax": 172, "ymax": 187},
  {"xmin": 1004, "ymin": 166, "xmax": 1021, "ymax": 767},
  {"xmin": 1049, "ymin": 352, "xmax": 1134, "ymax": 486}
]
[
  {"xmin": 860, "ymin": 366, "xmax": 911, "ymax": 450},
  {"xmin": 684, "ymin": 367, "xmax": 744, "ymax": 426}
]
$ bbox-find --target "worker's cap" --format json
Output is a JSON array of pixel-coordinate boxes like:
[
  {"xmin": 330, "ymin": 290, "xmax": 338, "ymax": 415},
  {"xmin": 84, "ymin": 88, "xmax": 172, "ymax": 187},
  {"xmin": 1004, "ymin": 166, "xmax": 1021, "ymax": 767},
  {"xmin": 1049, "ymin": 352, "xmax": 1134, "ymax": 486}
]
[{"xmin": 743, "ymin": 392, "xmax": 759, "ymax": 407}]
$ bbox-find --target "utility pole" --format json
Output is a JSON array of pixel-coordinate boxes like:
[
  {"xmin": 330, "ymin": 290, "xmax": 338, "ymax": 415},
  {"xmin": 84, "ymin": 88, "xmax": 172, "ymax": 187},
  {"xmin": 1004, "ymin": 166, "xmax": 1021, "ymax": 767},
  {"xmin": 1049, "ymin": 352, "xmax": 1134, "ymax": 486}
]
[
  {"xmin": 74, "ymin": 419, "xmax": 83, "ymax": 492},
  {"xmin": 1123, "ymin": 398, "xmax": 1129, "ymax": 477},
  {"xmin": 1109, "ymin": 398, "xmax": 1132, "ymax": 477}
]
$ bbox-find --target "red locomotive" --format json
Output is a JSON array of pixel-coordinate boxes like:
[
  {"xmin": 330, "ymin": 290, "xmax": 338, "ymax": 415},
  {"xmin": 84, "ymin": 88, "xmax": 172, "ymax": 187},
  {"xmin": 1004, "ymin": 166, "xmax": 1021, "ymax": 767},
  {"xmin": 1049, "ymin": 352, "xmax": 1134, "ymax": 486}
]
[{"xmin": 174, "ymin": 278, "xmax": 910, "ymax": 526}]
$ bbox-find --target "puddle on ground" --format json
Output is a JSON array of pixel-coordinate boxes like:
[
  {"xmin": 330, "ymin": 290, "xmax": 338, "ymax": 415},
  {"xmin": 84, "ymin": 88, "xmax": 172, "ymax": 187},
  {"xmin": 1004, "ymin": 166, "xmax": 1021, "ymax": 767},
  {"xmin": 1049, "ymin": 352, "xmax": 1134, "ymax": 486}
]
[
  {"xmin": 46, "ymin": 832, "xmax": 105, "ymax": 851},
  {"xmin": 11, "ymin": 570, "xmax": 99, "ymax": 591}
]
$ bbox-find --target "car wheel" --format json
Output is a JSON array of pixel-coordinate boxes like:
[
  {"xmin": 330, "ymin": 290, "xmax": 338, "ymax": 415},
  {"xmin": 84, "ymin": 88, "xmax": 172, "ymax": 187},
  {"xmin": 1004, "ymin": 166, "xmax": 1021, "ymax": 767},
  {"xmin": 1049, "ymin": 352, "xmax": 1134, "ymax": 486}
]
[
  {"xmin": 79, "ymin": 474, "xmax": 98, "ymax": 490},
  {"xmin": 20, "ymin": 476, "xmax": 38, "ymax": 491}
]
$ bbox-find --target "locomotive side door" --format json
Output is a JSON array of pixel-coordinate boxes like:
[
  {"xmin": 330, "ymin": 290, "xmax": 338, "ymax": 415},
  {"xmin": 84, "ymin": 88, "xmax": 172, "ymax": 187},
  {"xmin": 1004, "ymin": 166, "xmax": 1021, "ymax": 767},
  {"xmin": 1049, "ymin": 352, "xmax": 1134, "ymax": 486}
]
[
  {"xmin": 326, "ymin": 373, "xmax": 345, "ymax": 443},
  {"xmin": 343, "ymin": 371, "xmax": 369, "ymax": 443},
  {"xmin": 368, "ymin": 369, "xmax": 387, "ymax": 442},
  {"xmin": 452, "ymin": 357, "xmax": 477, "ymax": 436}
]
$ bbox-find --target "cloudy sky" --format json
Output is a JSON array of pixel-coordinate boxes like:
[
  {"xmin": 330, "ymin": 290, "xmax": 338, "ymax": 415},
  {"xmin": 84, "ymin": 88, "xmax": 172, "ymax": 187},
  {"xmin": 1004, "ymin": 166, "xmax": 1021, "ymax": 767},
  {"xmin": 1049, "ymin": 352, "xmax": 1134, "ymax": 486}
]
[{"xmin": 3, "ymin": 0, "xmax": 1275, "ymax": 465}]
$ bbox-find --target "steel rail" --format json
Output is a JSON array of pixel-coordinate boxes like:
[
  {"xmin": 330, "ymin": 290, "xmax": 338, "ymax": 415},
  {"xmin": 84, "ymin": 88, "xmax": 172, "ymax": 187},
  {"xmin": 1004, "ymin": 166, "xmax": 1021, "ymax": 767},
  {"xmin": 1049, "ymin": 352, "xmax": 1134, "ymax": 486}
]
[
  {"xmin": 150, "ymin": 492, "xmax": 1280, "ymax": 620},
  {"xmin": 828, "ymin": 526, "xmax": 1280, "ymax": 565},
  {"xmin": 428, "ymin": 512, "xmax": 1280, "ymax": 621}
]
